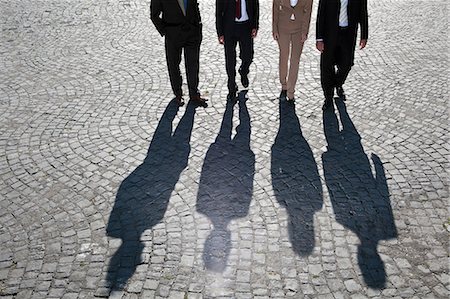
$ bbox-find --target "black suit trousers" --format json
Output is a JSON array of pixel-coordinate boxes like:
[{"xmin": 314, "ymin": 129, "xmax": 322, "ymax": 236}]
[
  {"xmin": 224, "ymin": 22, "xmax": 253, "ymax": 92},
  {"xmin": 320, "ymin": 27, "xmax": 357, "ymax": 100},
  {"xmin": 165, "ymin": 25, "xmax": 202, "ymax": 98}
]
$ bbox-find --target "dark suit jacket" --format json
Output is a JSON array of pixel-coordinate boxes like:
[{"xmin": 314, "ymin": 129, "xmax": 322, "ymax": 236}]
[
  {"xmin": 316, "ymin": 0, "xmax": 368, "ymax": 42},
  {"xmin": 151, "ymin": 0, "xmax": 202, "ymax": 37},
  {"xmin": 216, "ymin": 0, "xmax": 259, "ymax": 37}
]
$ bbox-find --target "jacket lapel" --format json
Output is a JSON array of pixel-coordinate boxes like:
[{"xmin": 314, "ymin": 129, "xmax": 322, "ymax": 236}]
[{"xmin": 177, "ymin": 0, "xmax": 186, "ymax": 16}]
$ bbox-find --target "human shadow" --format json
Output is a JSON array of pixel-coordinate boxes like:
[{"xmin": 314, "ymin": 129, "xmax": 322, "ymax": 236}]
[
  {"xmin": 196, "ymin": 92, "xmax": 255, "ymax": 272},
  {"xmin": 271, "ymin": 100, "xmax": 323, "ymax": 256},
  {"xmin": 105, "ymin": 100, "xmax": 197, "ymax": 290},
  {"xmin": 322, "ymin": 99, "xmax": 397, "ymax": 289}
]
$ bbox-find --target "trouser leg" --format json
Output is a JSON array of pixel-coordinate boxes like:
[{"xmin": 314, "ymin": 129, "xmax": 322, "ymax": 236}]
[
  {"xmin": 287, "ymin": 31, "xmax": 304, "ymax": 98},
  {"xmin": 335, "ymin": 29, "xmax": 355, "ymax": 87},
  {"xmin": 184, "ymin": 29, "xmax": 202, "ymax": 98},
  {"xmin": 320, "ymin": 45, "xmax": 336, "ymax": 100},
  {"xmin": 277, "ymin": 32, "xmax": 290, "ymax": 90},
  {"xmin": 238, "ymin": 24, "xmax": 253, "ymax": 76},
  {"xmin": 224, "ymin": 34, "xmax": 238, "ymax": 92},
  {"xmin": 165, "ymin": 37, "xmax": 183, "ymax": 97}
]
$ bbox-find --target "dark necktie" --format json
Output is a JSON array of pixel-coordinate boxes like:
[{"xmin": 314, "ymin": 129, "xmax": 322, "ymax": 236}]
[
  {"xmin": 184, "ymin": 0, "xmax": 188, "ymax": 13},
  {"xmin": 236, "ymin": 0, "xmax": 241, "ymax": 19}
]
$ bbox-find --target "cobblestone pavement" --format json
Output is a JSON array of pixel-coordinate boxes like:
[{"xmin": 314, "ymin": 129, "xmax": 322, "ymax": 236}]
[{"xmin": 0, "ymin": 0, "xmax": 448, "ymax": 298}]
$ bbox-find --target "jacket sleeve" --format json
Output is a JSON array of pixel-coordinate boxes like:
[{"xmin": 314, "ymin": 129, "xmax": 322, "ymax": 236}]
[
  {"xmin": 216, "ymin": 0, "xmax": 224, "ymax": 37},
  {"xmin": 253, "ymin": 0, "xmax": 260, "ymax": 30},
  {"xmin": 272, "ymin": 0, "xmax": 279, "ymax": 35},
  {"xmin": 316, "ymin": 0, "xmax": 326, "ymax": 40},
  {"xmin": 301, "ymin": 0, "xmax": 314, "ymax": 37},
  {"xmin": 360, "ymin": 0, "xmax": 368, "ymax": 39},
  {"xmin": 150, "ymin": 0, "xmax": 165, "ymax": 36}
]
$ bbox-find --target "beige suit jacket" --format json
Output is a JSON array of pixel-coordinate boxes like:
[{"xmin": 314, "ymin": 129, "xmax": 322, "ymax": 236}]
[{"xmin": 272, "ymin": 0, "xmax": 313, "ymax": 35}]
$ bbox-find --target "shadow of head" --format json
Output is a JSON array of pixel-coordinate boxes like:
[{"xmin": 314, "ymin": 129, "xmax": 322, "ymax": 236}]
[
  {"xmin": 203, "ymin": 225, "xmax": 232, "ymax": 273},
  {"xmin": 105, "ymin": 99, "xmax": 198, "ymax": 291},
  {"xmin": 106, "ymin": 240, "xmax": 145, "ymax": 291},
  {"xmin": 321, "ymin": 99, "xmax": 397, "ymax": 289},
  {"xmin": 196, "ymin": 93, "xmax": 255, "ymax": 273},
  {"xmin": 358, "ymin": 242, "xmax": 387, "ymax": 289},
  {"xmin": 271, "ymin": 99, "xmax": 323, "ymax": 257}
]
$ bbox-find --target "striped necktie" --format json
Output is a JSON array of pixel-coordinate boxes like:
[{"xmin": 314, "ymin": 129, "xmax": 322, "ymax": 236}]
[{"xmin": 339, "ymin": 0, "xmax": 349, "ymax": 27}]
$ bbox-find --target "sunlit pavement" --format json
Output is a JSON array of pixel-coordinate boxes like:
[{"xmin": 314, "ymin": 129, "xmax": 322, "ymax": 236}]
[{"xmin": 0, "ymin": 0, "xmax": 448, "ymax": 298}]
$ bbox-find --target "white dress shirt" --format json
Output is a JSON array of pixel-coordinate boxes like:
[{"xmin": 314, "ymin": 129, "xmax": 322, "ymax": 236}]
[
  {"xmin": 339, "ymin": 0, "xmax": 349, "ymax": 27},
  {"xmin": 236, "ymin": 0, "xmax": 249, "ymax": 22}
]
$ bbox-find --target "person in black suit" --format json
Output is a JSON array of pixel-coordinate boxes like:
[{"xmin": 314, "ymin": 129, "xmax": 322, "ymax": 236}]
[
  {"xmin": 322, "ymin": 100, "xmax": 397, "ymax": 288},
  {"xmin": 216, "ymin": 0, "xmax": 259, "ymax": 101},
  {"xmin": 151, "ymin": 0, "xmax": 207, "ymax": 106},
  {"xmin": 316, "ymin": 0, "xmax": 368, "ymax": 110}
]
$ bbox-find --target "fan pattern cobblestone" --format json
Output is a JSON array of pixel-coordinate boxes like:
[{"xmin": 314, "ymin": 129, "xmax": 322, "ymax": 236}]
[{"xmin": 0, "ymin": 0, "xmax": 448, "ymax": 298}]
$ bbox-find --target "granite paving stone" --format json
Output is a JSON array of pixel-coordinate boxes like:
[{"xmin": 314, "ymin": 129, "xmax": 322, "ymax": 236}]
[{"xmin": 0, "ymin": 0, "xmax": 448, "ymax": 298}]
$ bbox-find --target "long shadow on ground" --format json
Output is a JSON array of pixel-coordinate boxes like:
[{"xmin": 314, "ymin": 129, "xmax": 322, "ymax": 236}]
[
  {"xmin": 322, "ymin": 99, "xmax": 397, "ymax": 289},
  {"xmin": 105, "ymin": 100, "xmax": 197, "ymax": 290},
  {"xmin": 196, "ymin": 92, "xmax": 255, "ymax": 272},
  {"xmin": 271, "ymin": 99, "xmax": 323, "ymax": 256}
]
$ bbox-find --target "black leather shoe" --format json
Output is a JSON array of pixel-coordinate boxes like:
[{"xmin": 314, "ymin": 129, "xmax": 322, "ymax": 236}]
[
  {"xmin": 336, "ymin": 86, "xmax": 346, "ymax": 101},
  {"xmin": 174, "ymin": 95, "xmax": 185, "ymax": 107},
  {"xmin": 190, "ymin": 95, "xmax": 208, "ymax": 107},
  {"xmin": 322, "ymin": 99, "xmax": 333, "ymax": 111},
  {"xmin": 280, "ymin": 90, "xmax": 287, "ymax": 99},
  {"xmin": 227, "ymin": 84, "xmax": 238, "ymax": 102},
  {"xmin": 239, "ymin": 70, "xmax": 249, "ymax": 88}
]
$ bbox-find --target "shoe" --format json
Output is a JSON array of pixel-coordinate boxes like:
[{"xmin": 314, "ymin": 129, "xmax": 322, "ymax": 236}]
[
  {"xmin": 190, "ymin": 95, "xmax": 208, "ymax": 107},
  {"xmin": 336, "ymin": 86, "xmax": 346, "ymax": 101},
  {"xmin": 322, "ymin": 98, "xmax": 333, "ymax": 111},
  {"xmin": 280, "ymin": 90, "xmax": 287, "ymax": 99},
  {"xmin": 239, "ymin": 69, "xmax": 249, "ymax": 88},
  {"xmin": 174, "ymin": 95, "xmax": 185, "ymax": 107},
  {"xmin": 227, "ymin": 83, "xmax": 238, "ymax": 102}
]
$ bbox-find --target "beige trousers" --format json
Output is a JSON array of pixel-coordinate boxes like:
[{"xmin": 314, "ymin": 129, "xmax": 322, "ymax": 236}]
[{"xmin": 278, "ymin": 31, "xmax": 305, "ymax": 99}]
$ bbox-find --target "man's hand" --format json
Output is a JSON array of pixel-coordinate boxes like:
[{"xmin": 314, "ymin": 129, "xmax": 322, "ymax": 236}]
[
  {"xmin": 273, "ymin": 32, "xmax": 279, "ymax": 41},
  {"xmin": 316, "ymin": 41, "xmax": 324, "ymax": 53},
  {"xmin": 359, "ymin": 39, "xmax": 367, "ymax": 49},
  {"xmin": 251, "ymin": 29, "xmax": 258, "ymax": 38},
  {"xmin": 218, "ymin": 35, "xmax": 225, "ymax": 44}
]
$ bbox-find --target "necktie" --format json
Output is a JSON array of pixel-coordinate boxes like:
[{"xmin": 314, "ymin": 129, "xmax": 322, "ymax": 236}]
[
  {"xmin": 339, "ymin": 0, "xmax": 348, "ymax": 26},
  {"xmin": 184, "ymin": 0, "xmax": 188, "ymax": 12},
  {"xmin": 236, "ymin": 0, "xmax": 241, "ymax": 19}
]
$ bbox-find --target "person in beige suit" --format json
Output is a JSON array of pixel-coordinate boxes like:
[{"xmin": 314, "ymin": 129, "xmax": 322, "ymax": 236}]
[{"xmin": 273, "ymin": 0, "xmax": 313, "ymax": 102}]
